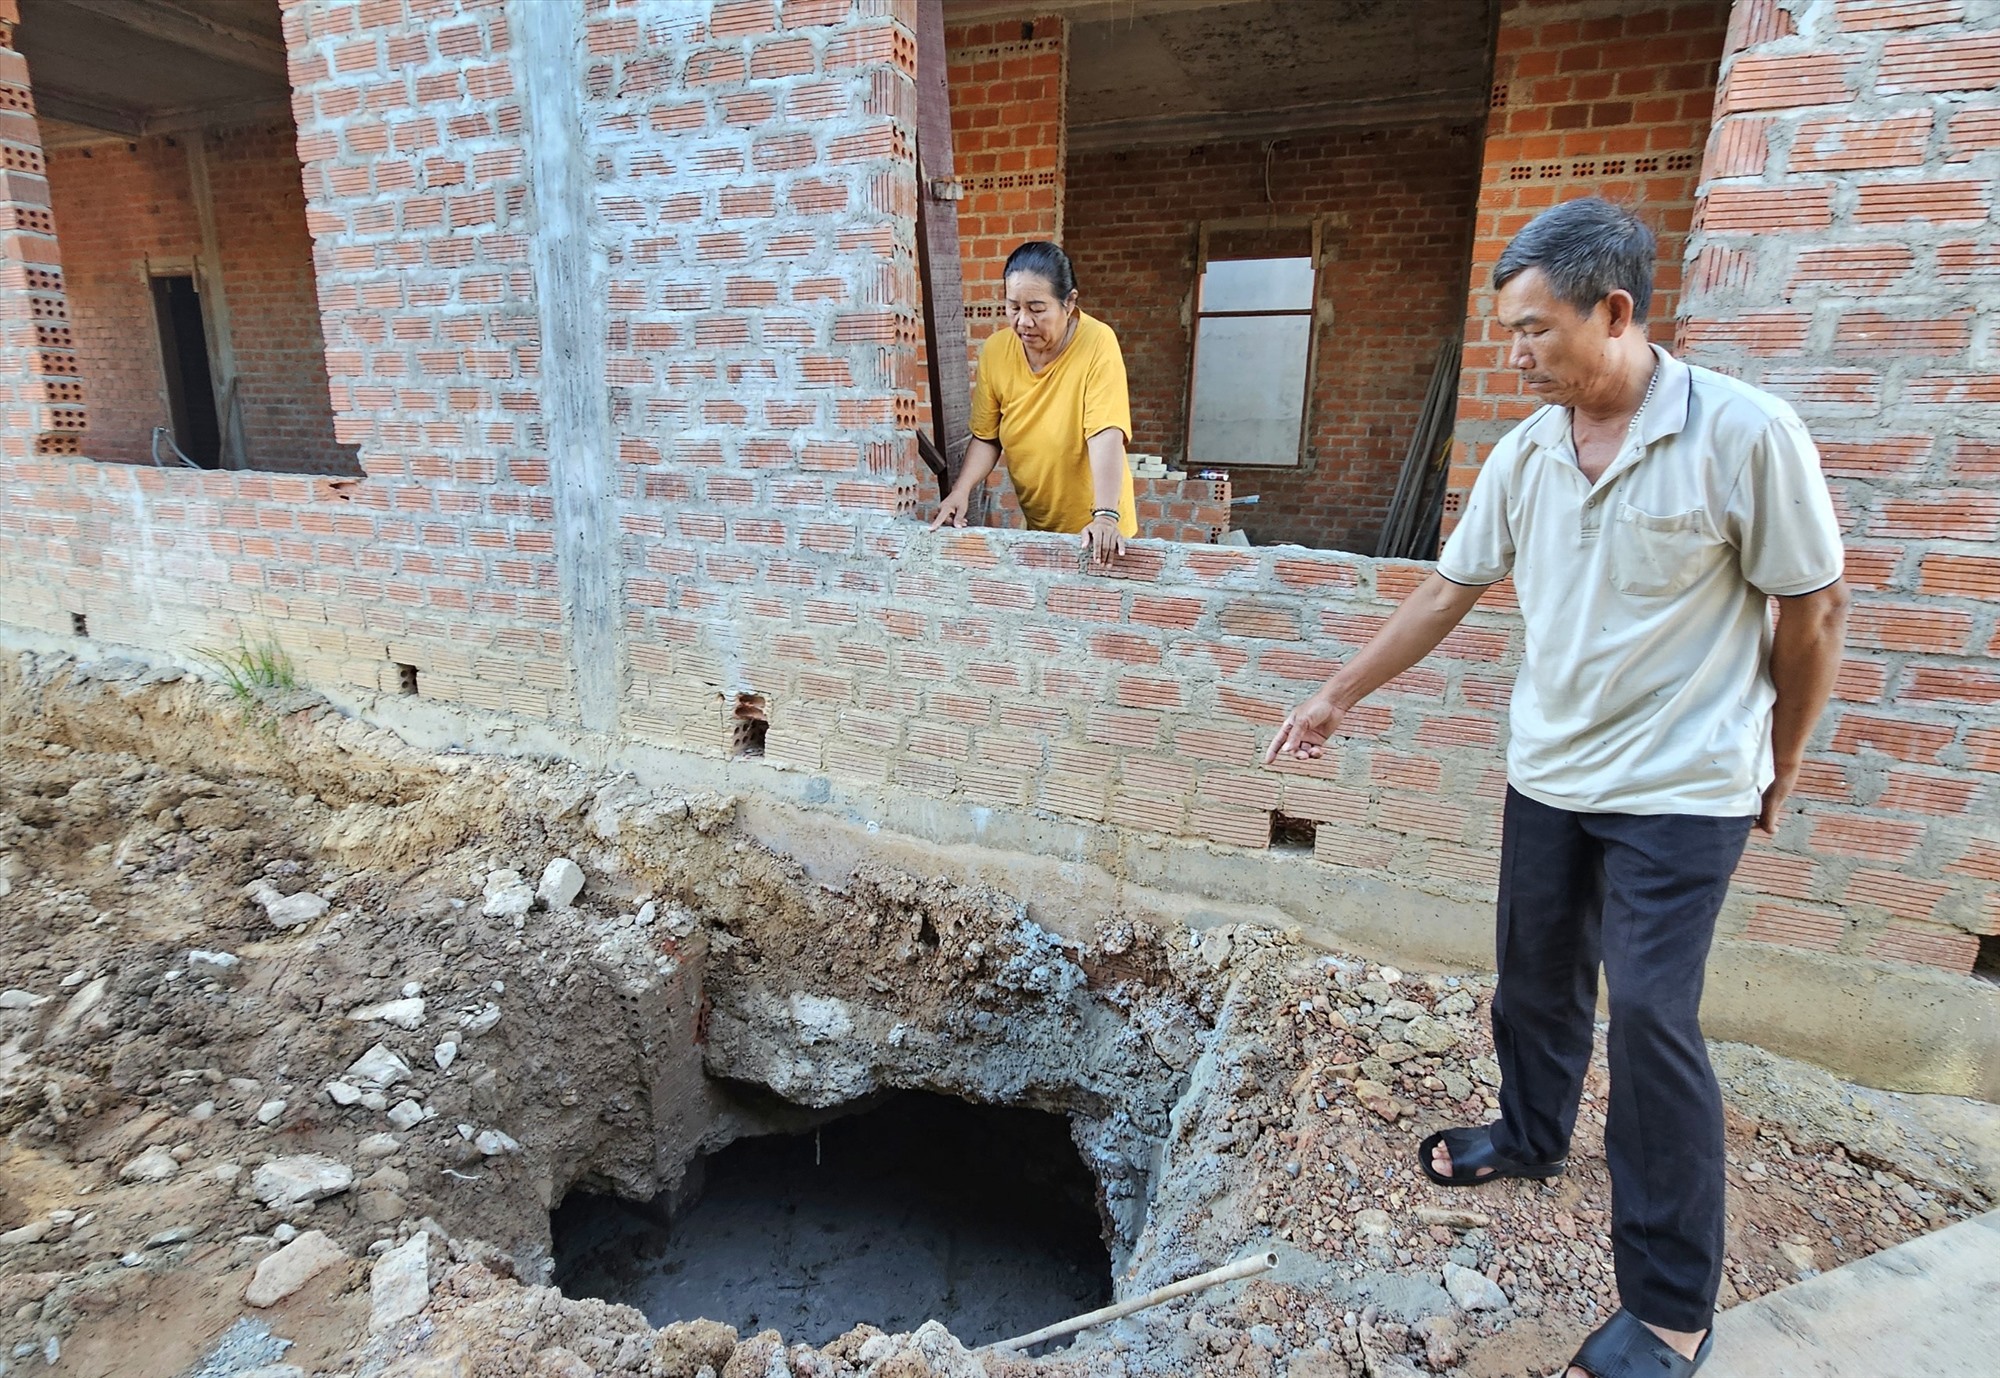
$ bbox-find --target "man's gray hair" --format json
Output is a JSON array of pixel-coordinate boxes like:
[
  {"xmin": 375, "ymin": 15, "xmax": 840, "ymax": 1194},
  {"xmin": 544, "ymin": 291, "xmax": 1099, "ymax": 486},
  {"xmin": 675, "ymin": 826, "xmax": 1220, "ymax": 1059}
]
[{"xmin": 1493, "ymin": 198, "xmax": 1658, "ymax": 323}]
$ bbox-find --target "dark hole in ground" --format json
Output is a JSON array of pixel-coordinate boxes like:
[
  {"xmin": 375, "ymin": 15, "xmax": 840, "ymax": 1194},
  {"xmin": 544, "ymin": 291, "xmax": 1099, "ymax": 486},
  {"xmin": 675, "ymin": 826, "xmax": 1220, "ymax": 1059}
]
[{"xmin": 551, "ymin": 1090, "xmax": 1113, "ymax": 1348}]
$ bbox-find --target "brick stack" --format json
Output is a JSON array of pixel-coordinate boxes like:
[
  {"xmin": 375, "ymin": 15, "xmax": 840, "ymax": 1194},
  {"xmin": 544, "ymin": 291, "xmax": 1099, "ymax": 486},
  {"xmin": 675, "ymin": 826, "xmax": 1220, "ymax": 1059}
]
[{"xmin": 1683, "ymin": 0, "xmax": 2000, "ymax": 973}]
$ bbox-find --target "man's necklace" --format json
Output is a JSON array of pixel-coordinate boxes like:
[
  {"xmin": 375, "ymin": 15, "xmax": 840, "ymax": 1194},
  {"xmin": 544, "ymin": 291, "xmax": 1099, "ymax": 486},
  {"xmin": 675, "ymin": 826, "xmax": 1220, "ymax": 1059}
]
[{"xmin": 1572, "ymin": 359, "xmax": 1660, "ymax": 458}]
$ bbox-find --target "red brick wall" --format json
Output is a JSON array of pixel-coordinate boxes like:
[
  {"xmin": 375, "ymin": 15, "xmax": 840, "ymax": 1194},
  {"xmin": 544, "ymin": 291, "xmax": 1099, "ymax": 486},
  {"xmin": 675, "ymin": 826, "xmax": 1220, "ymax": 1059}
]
[
  {"xmin": 43, "ymin": 139, "xmax": 203, "ymax": 467},
  {"xmin": 1064, "ymin": 126, "xmax": 1484, "ymax": 552},
  {"xmin": 44, "ymin": 126, "xmax": 353, "ymax": 474},
  {"xmin": 1451, "ymin": 0, "xmax": 1732, "ymax": 505},
  {"xmin": 1682, "ymin": 0, "xmax": 2000, "ymax": 973},
  {"xmin": 206, "ymin": 124, "xmax": 355, "ymax": 474}
]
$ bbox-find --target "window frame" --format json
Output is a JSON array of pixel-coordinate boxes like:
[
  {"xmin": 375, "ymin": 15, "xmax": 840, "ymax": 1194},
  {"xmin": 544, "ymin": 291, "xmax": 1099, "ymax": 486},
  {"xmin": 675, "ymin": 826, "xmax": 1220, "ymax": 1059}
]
[{"xmin": 1182, "ymin": 215, "xmax": 1330, "ymax": 470}]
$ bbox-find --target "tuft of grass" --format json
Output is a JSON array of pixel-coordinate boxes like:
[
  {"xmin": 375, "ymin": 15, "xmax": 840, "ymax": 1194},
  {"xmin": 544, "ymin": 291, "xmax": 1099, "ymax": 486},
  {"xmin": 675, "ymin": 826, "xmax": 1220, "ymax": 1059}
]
[{"xmin": 196, "ymin": 639, "xmax": 297, "ymax": 710}]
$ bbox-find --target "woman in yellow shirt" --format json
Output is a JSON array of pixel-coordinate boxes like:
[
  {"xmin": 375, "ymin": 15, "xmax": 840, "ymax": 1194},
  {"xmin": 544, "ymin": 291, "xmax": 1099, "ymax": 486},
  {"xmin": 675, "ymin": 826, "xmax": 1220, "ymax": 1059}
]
[{"xmin": 929, "ymin": 242, "xmax": 1138, "ymax": 568}]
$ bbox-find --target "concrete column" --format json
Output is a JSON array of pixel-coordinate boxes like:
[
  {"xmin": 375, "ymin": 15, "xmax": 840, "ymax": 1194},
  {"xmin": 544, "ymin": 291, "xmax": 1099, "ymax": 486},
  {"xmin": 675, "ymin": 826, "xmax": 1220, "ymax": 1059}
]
[{"xmin": 511, "ymin": 0, "xmax": 622, "ymax": 735}]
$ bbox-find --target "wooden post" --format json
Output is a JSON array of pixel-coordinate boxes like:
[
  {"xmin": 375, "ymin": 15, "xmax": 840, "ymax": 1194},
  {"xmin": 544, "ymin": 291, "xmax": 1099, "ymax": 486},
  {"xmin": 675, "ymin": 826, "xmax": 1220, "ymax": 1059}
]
[{"xmin": 913, "ymin": 0, "xmax": 979, "ymax": 519}]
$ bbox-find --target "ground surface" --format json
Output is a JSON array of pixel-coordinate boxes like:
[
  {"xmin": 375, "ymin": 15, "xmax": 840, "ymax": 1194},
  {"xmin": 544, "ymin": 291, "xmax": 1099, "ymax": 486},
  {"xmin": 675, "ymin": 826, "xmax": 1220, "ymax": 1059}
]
[{"xmin": 0, "ymin": 652, "xmax": 1993, "ymax": 1378}]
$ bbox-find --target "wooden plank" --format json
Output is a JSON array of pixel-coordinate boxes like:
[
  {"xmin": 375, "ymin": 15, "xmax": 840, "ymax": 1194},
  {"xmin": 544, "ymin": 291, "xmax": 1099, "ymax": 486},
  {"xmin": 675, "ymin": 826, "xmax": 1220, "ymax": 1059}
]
[{"xmin": 913, "ymin": 0, "xmax": 977, "ymax": 515}]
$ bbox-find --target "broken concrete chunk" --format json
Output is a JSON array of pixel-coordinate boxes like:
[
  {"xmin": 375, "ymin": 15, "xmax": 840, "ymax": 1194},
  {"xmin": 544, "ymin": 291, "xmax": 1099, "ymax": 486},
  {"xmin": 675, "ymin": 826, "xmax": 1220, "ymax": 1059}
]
[
  {"xmin": 356, "ymin": 1134, "xmax": 402, "ymax": 1159},
  {"xmin": 386, "ymin": 1100, "xmax": 426, "ymax": 1133},
  {"xmin": 325, "ymin": 1082, "xmax": 363, "ymax": 1106},
  {"xmin": 120, "ymin": 1146, "xmax": 181, "ymax": 1183},
  {"xmin": 433, "ymin": 1040, "xmax": 458, "ymax": 1072},
  {"xmin": 1443, "ymin": 1262, "xmax": 1508, "ymax": 1312},
  {"xmin": 1416, "ymin": 1206, "xmax": 1492, "ymax": 1231},
  {"xmin": 481, "ymin": 883, "xmax": 534, "ymax": 919},
  {"xmin": 245, "ymin": 1230, "xmax": 347, "ymax": 1307},
  {"xmin": 1352, "ymin": 1208, "xmax": 1393, "ymax": 1239},
  {"xmin": 481, "ymin": 869, "xmax": 522, "ymax": 897},
  {"xmin": 256, "ymin": 1099, "xmax": 287, "ymax": 1125},
  {"xmin": 348, "ymin": 997, "xmax": 426, "ymax": 1030},
  {"xmin": 46, "ymin": 975, "xmax": 109, "ymax": 1043},
  {"xmin": 1406, "ymin": 1015, "xmax": 1461, "ymax": 1054},
  {"xmin": 538, "ymin": 857, "xmax": 585, "ymax": 909},
  {"xmin": 249, "ymin": 882, "xmax": 330, "ymax": 929},
  {"xmin": 0, "ymin": 988, "xmax": 48, "ymax": 1010},
  {"xmin": 251, "ymin": 1155, "xmax": 353, "ymax": 1208},
  {"xmin": 369, "ymin": 1231, "xmax": 430, "ymax": 1332},
  {"xmin": 474, "ymin": 1129, "xmax": 520, "ymax": 1156},
  {"xmin": 460, "ymin": 1003, "xmax": 501, "ymax": 1037},
  {"xmin": 0, "ymin": 1219, "xmax": 50, "ymax": 1246},
  {"xmin": 345, "ymin": 1044, "xmax": 412, "ymax": 1090},
  {"xmin": 186, "ymin": 949, "xmax": 240, "ymax": 971}
]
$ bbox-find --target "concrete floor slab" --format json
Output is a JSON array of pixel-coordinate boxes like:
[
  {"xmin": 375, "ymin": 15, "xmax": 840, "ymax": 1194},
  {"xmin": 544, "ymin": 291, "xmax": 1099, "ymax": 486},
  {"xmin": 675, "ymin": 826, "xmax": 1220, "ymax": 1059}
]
[{"xmin": 1704, "ymin": 1210, "xmax": 2000, "ymax": 1378}]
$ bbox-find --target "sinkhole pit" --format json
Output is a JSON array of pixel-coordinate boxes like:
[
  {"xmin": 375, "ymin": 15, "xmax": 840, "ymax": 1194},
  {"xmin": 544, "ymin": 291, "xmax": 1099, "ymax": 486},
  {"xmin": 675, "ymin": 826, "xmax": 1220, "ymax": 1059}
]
[{"xmin": 551, "ymin": 1090, "xmax": 1115, "ymax": 1347}]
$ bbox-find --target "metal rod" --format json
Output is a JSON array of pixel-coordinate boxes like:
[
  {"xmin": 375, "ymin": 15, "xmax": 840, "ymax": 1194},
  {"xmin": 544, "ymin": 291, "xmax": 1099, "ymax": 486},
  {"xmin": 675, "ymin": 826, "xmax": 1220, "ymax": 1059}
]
[{"xmin": 983, "ymin": 1248, "xmax": 1279, "ymax": 1354}]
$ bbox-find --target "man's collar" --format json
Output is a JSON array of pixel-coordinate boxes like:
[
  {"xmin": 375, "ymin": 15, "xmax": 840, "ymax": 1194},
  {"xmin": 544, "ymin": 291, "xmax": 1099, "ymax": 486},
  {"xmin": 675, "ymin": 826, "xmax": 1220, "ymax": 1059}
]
[
  {"xmin": 1525, "ymin": 343, "xmax": 1690, "ymax": 453},
  {"xmin": 1637, "ymin": 343, "xmax": 1692, "ymax": 447}
]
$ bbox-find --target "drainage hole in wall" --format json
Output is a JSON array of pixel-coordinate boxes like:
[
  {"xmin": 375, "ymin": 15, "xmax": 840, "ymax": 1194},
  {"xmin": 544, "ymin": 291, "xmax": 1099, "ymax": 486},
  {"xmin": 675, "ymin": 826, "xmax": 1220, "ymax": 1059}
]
[
  {"xmin": 551, "ymin": 1091, "xmax": 1112, "ymax": 1348},
  {"xmin": 731, "ymin": 692, "xmax": 768, "ymax": 757},
  {"xmin": 396, "ymin": 662, "xmax": 419, "ymax": 696},
  {"xmin": 1270, "ymin": 810, "xmax": 1317, "ymax": 853},
  {"xmin": 1977, "ymin": 934, "xmax": 2000, "ymax": 985},
  {"xmin": 70, "ymin": 612, "xmax": 87, "ymax": 637}
]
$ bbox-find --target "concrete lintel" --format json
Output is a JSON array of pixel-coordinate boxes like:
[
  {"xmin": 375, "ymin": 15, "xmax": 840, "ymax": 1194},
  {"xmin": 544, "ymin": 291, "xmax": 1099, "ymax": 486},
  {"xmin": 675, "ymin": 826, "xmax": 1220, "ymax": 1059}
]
[
  {"xmin": 64, "ymin": 0, "xmax": 287, "ymax": 80},
  {"xmin": 1067, "ymin": 89, "xmax": 1492, "ymax": 154},
  {"xmin": 32, "ymin": 85, "xmax": 143, "ymax": 138}
]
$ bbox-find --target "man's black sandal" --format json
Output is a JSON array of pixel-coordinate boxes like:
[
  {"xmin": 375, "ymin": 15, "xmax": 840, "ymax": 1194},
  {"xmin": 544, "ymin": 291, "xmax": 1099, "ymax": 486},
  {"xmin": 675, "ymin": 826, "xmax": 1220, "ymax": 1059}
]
[
  {"xmin": 1568, "ymin": 1309, "xmax": 1713, "ymax": 1377},
  {"xmin": 1417, "ymin": 1125, "xmax": 1567, "ymax": 1186}
]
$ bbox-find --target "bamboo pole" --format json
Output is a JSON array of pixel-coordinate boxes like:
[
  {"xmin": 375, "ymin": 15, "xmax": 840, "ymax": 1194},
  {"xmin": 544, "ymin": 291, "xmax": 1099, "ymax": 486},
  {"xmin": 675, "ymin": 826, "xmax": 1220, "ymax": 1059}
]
[{"xmin": 983, "ymin": 1249, "xmax": 1280, "ymax": 1355}]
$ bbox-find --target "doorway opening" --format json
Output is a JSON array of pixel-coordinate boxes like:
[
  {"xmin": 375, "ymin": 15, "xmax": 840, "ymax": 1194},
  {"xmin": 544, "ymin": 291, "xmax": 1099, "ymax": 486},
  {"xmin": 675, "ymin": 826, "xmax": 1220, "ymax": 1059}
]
[{"xmin": 149, "ymin": 273, "xmax": 221, "ymax": 469}]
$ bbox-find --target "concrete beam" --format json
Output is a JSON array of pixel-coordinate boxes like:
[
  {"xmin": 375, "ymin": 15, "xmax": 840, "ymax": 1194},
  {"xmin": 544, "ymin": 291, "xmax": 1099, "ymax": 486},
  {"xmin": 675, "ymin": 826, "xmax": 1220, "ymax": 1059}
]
[
  {"xmin": 147, "ymin": 97, "xmax": 295, "ymax": 136},
  {"xmin": 62, "ymin": 0, "xmax": 287, "ymax": 80},
  {"xmin": 31, "ymin": 84, "xmax": 142, "ymax": 138},
  {"xmin": 1068, "ymin": 88, "xmax": 1492, "ymax": 153},
  {"xmin": 943, "ymin": 0, "xmax": 1272, "ymax": 21}
]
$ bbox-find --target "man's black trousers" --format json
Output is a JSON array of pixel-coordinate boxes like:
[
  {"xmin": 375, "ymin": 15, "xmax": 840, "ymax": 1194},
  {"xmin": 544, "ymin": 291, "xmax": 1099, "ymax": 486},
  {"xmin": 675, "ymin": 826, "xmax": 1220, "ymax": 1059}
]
[{"xmin": 1485, "ymin": 787, "xmax": 1754, "ymax": 1334}]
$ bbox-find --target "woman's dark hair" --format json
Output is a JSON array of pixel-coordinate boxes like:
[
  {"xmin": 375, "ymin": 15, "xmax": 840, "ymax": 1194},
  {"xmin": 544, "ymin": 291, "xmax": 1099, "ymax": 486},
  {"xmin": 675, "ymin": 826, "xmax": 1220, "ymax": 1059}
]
[
  {"xmin": 1493, "ymin": 197, "xmax": 1657, "ymax": 323},
  {"xmin": 1003, "ymin": 241, "xmax": 1078, "ymax": 300}
]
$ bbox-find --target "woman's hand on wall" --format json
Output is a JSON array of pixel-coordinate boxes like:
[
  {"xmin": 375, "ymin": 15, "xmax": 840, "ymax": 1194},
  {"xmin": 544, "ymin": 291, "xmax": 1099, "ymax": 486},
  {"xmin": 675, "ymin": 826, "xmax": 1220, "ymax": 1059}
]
[
  {"xmin": 1081, "ymin": 514, "xmax": 1125, "ymax": 568},
  {"xmin": 930, "ymin": 489, "xmax": 970, "ymax": 530}
]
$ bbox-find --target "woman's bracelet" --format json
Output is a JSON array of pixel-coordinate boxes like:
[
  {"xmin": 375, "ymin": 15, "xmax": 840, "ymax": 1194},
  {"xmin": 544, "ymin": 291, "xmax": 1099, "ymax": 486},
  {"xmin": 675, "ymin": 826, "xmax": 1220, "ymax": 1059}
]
[{"xmin": 1090, "ymin": 507, "xmax": 1120, "ymax": 522}]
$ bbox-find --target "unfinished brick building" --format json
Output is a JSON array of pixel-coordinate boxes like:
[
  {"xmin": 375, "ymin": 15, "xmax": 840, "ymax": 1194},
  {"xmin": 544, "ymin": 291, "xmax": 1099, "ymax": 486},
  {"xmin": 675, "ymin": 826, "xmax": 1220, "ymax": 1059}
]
[{"xmin": 0, "ymin": 0, "xmax": 1994, "ymax": 1096}]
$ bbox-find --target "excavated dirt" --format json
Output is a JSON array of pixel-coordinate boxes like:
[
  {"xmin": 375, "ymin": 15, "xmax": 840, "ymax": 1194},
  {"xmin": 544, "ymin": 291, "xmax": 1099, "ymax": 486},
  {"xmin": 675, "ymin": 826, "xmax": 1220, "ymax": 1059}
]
[{"xmin": 0, "ymin": 650, "xmax": 1994, "ymax": 1378}]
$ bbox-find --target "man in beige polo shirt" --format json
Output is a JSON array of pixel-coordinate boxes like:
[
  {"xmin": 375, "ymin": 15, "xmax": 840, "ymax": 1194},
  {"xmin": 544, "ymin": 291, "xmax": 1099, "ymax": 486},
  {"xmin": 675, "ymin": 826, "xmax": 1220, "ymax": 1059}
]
[{"xmin": 1267, "ymin": 198, "xmax": 1848, "ymax": 1378}]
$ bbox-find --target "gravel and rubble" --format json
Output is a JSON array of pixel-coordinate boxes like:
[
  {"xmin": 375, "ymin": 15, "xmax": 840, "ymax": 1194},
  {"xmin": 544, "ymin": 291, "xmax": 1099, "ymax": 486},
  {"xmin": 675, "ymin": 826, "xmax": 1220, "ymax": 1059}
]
[{"xmin": 0, "ymin": 651, "xmax": 1992, "ymax": 1378}]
